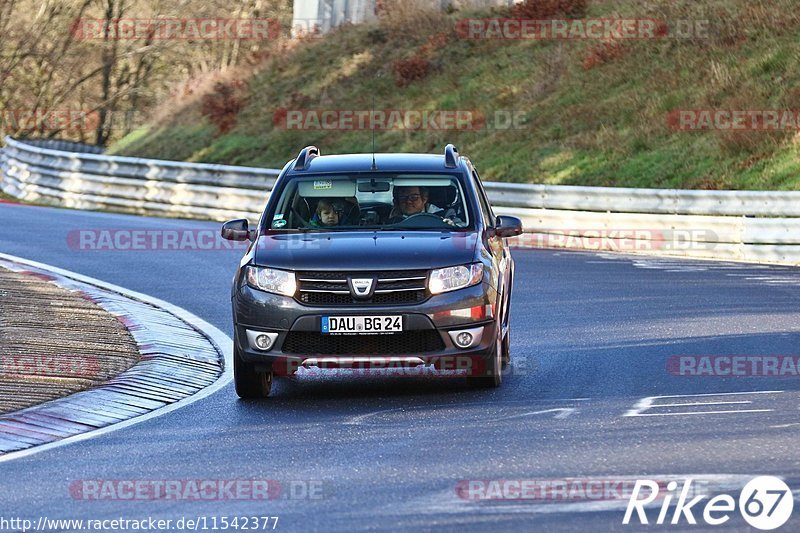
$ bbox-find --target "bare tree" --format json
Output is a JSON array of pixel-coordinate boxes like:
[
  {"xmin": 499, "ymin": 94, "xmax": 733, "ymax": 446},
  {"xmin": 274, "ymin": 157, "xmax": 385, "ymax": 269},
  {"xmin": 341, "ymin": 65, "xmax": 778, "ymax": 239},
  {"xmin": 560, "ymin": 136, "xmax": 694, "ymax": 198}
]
[{"xmin": 0, "ymin": 0, "xmax": 292, "ymax": 145}]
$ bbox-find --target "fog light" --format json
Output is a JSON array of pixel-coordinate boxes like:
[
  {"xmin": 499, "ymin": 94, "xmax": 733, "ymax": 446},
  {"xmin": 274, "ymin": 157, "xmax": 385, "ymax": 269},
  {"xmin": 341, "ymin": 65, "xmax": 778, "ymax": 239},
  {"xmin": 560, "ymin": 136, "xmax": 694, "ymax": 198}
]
[
  {"xmin": 448, "ymin": 326, "xmax": 484, "ymax": 350},
  {"xmin": 255, "ymin": 335, "xmax": 274, "ymax": 350},
  {"xmin": 456, "ymin": 332, "xmax": 473, "ymax": 348},
  {"xmin": 246, "ymin": 330, "xmax": 279, "ymax": 352}
]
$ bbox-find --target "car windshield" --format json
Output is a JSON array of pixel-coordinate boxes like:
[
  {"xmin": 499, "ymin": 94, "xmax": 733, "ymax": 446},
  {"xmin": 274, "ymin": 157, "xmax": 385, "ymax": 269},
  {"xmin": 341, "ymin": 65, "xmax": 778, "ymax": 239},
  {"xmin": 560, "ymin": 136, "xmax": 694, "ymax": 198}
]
[{"xmin": 265, "ymin": 174, "xmax": 473, "ymax": 231}]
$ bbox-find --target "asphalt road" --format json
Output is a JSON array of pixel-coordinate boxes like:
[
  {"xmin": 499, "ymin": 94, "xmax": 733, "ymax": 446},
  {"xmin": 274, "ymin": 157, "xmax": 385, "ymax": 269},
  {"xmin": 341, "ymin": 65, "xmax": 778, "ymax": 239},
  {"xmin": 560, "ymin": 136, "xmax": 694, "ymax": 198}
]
[{"xmin": 1, "ymin": 202, "xmax": 799, "ymax": 532}]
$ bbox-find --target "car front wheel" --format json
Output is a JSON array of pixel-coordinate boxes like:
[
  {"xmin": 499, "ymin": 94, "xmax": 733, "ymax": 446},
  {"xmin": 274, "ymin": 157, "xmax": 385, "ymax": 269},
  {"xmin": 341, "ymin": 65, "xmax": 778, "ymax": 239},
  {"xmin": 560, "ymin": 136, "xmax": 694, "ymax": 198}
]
[
  {"xmin": 472, "ymin": 327, "xmax": 502, "ymax": 388},
  {"xmin": 233, "ymin": 346, "xmax": 273, "ymax": 399},
  {"xmin": 501, "ymin": 329, "xmax": 510, "ymax": 370}
]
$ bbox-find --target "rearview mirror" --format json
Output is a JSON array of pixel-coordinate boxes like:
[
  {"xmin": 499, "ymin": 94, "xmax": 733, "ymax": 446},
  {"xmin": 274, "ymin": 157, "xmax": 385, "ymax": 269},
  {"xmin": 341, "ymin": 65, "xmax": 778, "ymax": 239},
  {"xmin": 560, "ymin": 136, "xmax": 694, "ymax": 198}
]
[
  {"xmin": 495, "ymin": 215, "xmax": 523, "ymax": 238},
  {"xmin": 221, "ymin": 219, "xmax": 254, "ymax": 241},
  {"xmin": 358, "ymin": 178, "xmax": 391, "ymax": 193}
]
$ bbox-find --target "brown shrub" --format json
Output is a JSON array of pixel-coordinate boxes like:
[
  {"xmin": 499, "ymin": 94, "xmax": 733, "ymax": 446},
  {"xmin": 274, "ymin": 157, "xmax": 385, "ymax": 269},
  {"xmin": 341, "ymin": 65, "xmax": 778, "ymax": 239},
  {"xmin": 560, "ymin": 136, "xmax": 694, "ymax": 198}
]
[
  {"xmin": 510, "ymin": 0, "xmax": 589, "ymax": 19},
  {"xmin": 653, "ymin": 20, "xmax": 669, "ymax": 38},
  {"xmin": 419, "ymin": 32, "xmax": 451, "ymax": 56},
  {"xmin": 391, "ymin": 30, "xmax": 449, "ymax": 88},
  {"xmin": 200, "ymin": 80, "xmax": 248, "ymax": 134},
  {"xmin": 581, "ymin": 40, "xmax": 625, "ymax": 70},
  {"xmin": 392, "ymin": 54, "xmax": 431, "ymax": 87}
]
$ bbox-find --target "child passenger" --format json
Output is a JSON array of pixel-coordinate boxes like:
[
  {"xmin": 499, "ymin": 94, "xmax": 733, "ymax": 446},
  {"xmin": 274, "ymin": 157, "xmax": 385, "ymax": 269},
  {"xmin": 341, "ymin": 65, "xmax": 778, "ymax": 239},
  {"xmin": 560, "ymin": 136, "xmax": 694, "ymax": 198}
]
[{"xmin": 310, "ymin": 199, "xmax": 342, "ymax": 227}]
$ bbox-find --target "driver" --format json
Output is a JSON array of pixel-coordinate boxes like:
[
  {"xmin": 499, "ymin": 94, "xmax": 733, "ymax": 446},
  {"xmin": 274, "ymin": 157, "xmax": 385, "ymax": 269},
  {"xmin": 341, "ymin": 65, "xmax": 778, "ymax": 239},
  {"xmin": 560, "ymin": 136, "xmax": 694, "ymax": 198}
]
[
  {"xmin": 388, "ymin": 186, "xmax": 436, "ymax": 221},
  {"xmin": 388, "ymin": 186, "xmax": 459, "ymax": 225},
  {"xmin": 394, "ymin": 186, "xmax": 428, "ymax": 216}
]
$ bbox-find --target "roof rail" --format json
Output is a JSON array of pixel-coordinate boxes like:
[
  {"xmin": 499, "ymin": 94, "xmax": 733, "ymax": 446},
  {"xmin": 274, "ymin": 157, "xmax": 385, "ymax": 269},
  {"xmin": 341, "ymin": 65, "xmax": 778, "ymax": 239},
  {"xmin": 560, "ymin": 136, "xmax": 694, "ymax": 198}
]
[
  {"xmin": 444, "ymin": 144, "xmax": 459, "ymax": 168},
  {"xmin": 293, "ymin": 146, "xmax": 320, "ymax": 171}
]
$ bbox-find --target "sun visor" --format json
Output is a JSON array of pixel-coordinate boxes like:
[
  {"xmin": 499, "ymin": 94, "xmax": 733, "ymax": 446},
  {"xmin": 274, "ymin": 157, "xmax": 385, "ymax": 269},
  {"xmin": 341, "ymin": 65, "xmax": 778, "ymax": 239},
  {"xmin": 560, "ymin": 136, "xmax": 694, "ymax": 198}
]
[{"xmin": 298, "ymin": 179, "xmax": 356, "ymax": 197}]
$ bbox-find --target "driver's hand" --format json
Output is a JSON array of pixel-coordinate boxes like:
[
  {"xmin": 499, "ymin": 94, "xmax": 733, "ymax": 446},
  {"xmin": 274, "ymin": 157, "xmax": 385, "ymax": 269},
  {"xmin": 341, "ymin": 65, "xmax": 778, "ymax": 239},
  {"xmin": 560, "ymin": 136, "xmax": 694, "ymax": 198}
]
[{"xmin": 442, "ymin": 218, "xmax": 455, "ymax": 226}]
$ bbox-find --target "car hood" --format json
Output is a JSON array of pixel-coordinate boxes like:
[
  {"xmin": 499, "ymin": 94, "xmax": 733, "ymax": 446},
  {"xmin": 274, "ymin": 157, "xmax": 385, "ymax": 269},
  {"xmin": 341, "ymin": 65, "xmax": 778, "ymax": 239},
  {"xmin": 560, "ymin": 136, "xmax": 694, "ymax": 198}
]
[{"xmin": 253, "ymin": 231, "xmax": 479, "ymax": 271}]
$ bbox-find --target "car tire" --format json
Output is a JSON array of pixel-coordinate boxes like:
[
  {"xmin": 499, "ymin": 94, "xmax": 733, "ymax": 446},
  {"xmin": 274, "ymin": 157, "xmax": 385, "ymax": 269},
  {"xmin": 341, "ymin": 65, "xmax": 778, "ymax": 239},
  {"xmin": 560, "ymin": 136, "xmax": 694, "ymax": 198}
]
[
  {"xmin": 501, "ymin": 329, "xmax": 510, "ymax": 370},
  {"xmin": 234, "ymin": 346, "xmax": 273, "ymax": 399},
  {"xmin": 473, "ymin": 328, "xmax": 502, "ymax": 388}
]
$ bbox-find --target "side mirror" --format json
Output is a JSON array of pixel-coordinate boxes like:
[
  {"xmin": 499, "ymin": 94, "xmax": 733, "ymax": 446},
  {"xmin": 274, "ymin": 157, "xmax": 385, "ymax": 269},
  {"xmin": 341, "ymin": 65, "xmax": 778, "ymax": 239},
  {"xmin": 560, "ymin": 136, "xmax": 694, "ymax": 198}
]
[
  {"xmin": 495, "ymin": 215, "xmax": 523, "ymax": 238},
  {"xmin": 221, "ymin": 219, "xmax": 254, "ymax": 241}
]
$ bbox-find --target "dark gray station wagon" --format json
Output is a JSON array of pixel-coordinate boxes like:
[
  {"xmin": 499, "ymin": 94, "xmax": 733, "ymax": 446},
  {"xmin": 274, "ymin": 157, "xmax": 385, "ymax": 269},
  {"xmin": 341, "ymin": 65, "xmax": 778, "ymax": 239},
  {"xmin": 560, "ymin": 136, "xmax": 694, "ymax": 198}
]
[{"xmin": 222, "ymin": 144, "xmax": 522, "ymax": 398}]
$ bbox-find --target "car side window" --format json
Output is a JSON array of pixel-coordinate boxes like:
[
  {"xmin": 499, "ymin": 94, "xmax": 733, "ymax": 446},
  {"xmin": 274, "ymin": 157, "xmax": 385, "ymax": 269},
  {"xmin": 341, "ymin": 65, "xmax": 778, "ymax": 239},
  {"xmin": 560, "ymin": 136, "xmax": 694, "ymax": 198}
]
[{"xmin": 472, "ymin": 170, "xmax": 495, "ymax": 227}]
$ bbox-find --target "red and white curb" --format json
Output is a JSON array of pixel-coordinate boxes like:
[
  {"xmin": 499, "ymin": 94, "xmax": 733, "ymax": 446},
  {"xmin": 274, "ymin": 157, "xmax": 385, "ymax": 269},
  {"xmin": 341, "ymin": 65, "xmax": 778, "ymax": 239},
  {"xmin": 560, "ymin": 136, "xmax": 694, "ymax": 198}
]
[{"xmin": 0, "ymin": 253, "xmax": 233, "ymax": 463}]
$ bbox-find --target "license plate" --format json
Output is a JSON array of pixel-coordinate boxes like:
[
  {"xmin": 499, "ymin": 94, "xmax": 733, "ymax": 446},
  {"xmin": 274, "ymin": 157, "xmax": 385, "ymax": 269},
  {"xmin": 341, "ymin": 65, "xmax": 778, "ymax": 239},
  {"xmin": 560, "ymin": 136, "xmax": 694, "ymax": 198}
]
[{"xmin": 321, "ymin": 315, "xmax": 402, "ymax": 335}]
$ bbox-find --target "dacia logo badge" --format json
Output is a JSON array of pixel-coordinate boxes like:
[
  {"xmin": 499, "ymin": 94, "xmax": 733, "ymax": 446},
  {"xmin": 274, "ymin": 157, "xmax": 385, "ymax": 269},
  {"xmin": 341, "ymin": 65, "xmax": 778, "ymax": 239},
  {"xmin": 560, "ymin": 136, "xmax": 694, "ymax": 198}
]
[{"xmin": 349, "ymin": 277, "xmax": 375, "ymax": 298}]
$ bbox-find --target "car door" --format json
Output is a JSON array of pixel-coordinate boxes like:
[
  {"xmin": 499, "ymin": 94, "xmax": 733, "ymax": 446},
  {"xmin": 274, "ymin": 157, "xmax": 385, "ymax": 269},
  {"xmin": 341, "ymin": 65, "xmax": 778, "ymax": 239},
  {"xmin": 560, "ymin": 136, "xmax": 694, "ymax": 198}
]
[{"xmin": 470, "ymin": 167, "xmax": 513, "ymax": 325}]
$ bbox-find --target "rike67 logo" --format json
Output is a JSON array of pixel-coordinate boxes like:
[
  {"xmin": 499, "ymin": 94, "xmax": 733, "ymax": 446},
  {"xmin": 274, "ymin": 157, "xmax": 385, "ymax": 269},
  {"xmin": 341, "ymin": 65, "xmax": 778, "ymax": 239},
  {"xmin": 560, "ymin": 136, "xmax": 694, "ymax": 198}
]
[{"xmin": 624, "ymin": 476, "xmax": 794, "ymax": 530}]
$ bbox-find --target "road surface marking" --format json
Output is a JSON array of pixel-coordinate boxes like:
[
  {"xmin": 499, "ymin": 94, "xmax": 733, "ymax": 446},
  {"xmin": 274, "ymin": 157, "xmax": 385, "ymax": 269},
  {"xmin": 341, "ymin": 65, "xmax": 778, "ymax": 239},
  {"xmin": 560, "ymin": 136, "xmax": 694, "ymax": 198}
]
[
  {"xmin": 496, "ymin": 408, "xmax": 577, "ymax": 421},
  {"xmin": 624, "ymin": 391, "xmax": 782, "ymax": 418}
]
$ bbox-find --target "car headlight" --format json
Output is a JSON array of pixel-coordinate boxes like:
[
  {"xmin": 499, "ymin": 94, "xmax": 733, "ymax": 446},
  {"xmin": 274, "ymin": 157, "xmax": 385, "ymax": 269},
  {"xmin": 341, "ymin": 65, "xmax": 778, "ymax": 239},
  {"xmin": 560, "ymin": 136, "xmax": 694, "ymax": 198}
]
[
  {"xmin": 429, "ymin": 264, "xmax": 484, "ymax": 295},
  {"xmin": 245, "ymin": 266, "xmax": 297, "ymax": 296}
]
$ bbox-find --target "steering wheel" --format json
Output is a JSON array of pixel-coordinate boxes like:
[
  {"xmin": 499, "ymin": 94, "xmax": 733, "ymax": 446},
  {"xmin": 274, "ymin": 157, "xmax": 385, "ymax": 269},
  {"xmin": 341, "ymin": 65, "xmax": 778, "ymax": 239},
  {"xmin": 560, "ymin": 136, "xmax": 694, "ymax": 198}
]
[{"xmin": 392, "ymin": 212, "xmax": 451, "ymax": 228}]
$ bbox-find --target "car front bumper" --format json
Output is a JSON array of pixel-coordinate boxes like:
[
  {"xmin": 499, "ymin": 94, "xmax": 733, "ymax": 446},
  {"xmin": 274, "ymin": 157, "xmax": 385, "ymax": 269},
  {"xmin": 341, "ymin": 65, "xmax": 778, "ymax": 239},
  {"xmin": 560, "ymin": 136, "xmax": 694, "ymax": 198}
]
[{"xmin": 233, "ymin": 280, "xmax": 499, "ymax": 375}]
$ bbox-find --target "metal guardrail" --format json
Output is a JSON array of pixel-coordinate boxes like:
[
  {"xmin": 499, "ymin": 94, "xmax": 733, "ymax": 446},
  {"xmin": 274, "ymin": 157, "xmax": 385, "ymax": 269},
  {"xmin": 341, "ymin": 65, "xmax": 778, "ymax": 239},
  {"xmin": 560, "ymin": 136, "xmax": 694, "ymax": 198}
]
[
  {"xmin": 2, "ymin": 136, "xmax": 799, "ymax": 265},
  {"xmin": 489, "ymin": 182, "xmax": 800, "ymax": 217},
  {"xmin": 1, "ymin": 136, "xmax": 276, "ymax": 221}
]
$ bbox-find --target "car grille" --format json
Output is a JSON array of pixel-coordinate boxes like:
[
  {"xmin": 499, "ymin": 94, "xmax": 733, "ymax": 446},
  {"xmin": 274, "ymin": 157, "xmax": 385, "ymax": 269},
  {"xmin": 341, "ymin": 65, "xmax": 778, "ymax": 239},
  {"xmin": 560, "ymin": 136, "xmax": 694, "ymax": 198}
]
[
  {"xmin": 282, "ymin": 330, "xmax": 445, "ymax": 355},
  {"xmin": 296, "ymin": 270, "xmax": 429, "ymax": 306}
]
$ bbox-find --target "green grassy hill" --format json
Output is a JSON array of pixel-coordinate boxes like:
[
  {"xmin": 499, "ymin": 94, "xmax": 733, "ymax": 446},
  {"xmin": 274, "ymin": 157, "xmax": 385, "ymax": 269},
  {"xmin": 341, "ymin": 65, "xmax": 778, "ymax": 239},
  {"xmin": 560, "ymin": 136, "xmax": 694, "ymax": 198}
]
[{"xmin": 111, "ymin": 0, "xmax": 800, "ymax": 190}]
